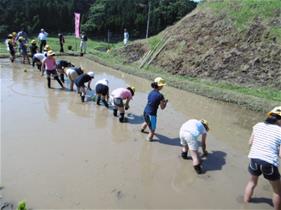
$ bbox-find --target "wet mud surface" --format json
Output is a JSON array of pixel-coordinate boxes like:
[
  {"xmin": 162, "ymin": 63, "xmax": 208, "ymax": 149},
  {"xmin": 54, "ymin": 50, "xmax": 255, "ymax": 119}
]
[{"xmin": 0, "ymin": 57, "xmax": 275, "ymax": 209}]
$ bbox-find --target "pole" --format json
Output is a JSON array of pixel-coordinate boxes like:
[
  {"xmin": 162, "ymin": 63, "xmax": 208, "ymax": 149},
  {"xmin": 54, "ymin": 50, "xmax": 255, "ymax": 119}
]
[{"xmin": 146, "ymin": 1, "xmax": 151, "ymax": 39}]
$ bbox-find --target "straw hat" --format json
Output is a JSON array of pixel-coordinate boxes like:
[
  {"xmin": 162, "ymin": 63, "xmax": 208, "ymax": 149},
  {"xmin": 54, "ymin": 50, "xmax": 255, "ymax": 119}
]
[
  {"xmin": 154, "ymin": 77, "xmax": 166, "ymax": 86},
  {"xmin": 47, "ymin": 50, "xmax": 55, "ymax": 56}
]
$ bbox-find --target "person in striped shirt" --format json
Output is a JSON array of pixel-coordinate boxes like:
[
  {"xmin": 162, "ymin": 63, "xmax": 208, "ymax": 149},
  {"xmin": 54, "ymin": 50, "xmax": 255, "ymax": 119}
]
[{"xmin": 244, "ymin": 106, "xmax": 281, "ymax": 210}]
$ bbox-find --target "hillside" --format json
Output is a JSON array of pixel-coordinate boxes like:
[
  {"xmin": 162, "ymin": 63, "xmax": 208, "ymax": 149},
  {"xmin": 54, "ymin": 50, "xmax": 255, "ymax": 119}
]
[{"xmin": 116, "ymin": 0, "xmax": 281, "ymax": 90}]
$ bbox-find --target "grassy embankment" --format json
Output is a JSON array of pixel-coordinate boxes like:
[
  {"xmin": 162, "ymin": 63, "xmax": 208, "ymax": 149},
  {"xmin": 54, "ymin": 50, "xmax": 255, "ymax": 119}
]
[{"xmin": 0, "ymin": 0, "xmax": 280, "ymax": 111}]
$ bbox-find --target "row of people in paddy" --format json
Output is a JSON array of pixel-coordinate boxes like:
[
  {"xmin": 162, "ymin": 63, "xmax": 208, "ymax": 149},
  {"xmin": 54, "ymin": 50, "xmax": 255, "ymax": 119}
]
[
  {"xmin": 26, "ymin": 45, "xmax": 281, "ymax": 209},
  {"xmin": 32, "ymin": 45, "xmax": 209, "ymax": 174}
]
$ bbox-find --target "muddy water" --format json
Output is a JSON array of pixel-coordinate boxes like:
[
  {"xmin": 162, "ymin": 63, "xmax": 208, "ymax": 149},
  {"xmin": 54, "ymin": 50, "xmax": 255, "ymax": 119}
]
[{"xmin": 0, "ymin": 57, "xmax": 274, "ymax": 209}]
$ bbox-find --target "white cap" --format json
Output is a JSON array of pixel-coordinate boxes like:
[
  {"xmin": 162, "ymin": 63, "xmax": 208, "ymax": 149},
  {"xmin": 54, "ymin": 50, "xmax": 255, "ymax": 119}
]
[{"xmin": 87, "ymin": 71, "xmax": 95, "ymax": 78}]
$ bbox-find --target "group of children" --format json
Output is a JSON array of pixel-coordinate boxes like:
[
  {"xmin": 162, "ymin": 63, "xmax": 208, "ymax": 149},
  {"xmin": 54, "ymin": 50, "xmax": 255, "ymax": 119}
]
[
  {"xmin": 5, "ymin": 32, "xmax": 40, "ymax": 64},
  {"xmin": 5, "ymin": 34, "xmax": 281, "ymax": 208},
  {"xmin": 37, "ymin": 52, "xmax": 281, "ymax": 209}
]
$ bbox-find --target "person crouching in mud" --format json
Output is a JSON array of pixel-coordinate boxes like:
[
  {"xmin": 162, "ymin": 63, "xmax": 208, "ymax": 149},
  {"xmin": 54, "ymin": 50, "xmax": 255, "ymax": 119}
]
[
  {"xmin": 64, "ymin": 67, "xmax": 84, "ymax": 91},
  {"xmin": 111, "ymin": 87, "xmax": 135, "ymax": 123},
  {"xmin": 95, "ymin": 79, "xmax": 109, "ymax": 108},
  {"xmin": 179, "ymin": 119, "xmax": 209, "ymax": 174},
  {"xmin": 32, "ymin": 52, "xmax": 46, "ymax": 70},
  {"xmin": 41, "ymin": 50, "xmax": 64, "ymax": 89},
  {"xmin": 56, "ymin": 60, "xmax": 74, "ymax": 83},
  {"xmin": 141, "ymin": 77, "xmax": 168, "ymax": 141},
  {"xmin": 244, "ymin": 106, "xmax": 281, "ymax": 210},
  {"xmin": 74, "ymin": 72, "xmax": 95, "ymax": 102}
]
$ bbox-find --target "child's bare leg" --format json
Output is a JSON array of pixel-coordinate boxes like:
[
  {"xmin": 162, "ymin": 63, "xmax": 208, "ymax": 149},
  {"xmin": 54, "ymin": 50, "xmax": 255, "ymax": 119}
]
[
  {"xmin": 190, "ymin": 150, "xmax": 202, "ymax": 174},
  {"xmin": 244, "ymin": 175, "xmax": 258, "ymax": 202},
  {"xmin": 269, "ymin": 179, "xmax": 281, "ymax": 210},
  {"xmin": 141, "ymin": 122, "xmax": 148, "ymax": 132},
  {"xmin": 70, "ymin": 81, "xmax": 74, "ymax": 91},
  {"xmin": 147, "ymin": 130, "xmax": 155, "ymax": 141}
]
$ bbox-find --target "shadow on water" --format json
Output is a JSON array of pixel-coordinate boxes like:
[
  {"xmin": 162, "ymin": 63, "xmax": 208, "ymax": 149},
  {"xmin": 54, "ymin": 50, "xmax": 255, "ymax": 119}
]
[
  {"xmin": 155, "ymin": 133, "xmax": 181, "ymax": 147},
  {"xmin": 202, "ymin": 151, "xmax": 226, "ymax": 171},
  {"xmin": 127, "ymin": 113, "xmax": 144, "ymax": 125},
  {"xmin": 251, "ymin": 197, "xmax": 273, "ymax": 207}
]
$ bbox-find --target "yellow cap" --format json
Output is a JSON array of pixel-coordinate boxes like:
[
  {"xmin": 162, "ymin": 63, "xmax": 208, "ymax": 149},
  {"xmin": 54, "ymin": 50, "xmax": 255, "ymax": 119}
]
[
  {"xmin": 8, "ymin": 34, "xmax": 13, "ymax": 38},
  {"xmin": 31, "ymin": 39, "xmax": 36, "ymax": 44},
  {"xmin": 130, "ymin": 86, "xmax": 135, "ymax": 93},
  {"xmin": 268, "ymin": 106, "xmax": 281, "ymax": 117},
  {"xmin": 44, "ymin": 45, "xmax": 51, "ymax": 51},
  {"xmin": 201, "ymin": 119, "xmax": 209, "ymax": 131},
  {"xmin": 18, "ymin": 36, "xmax": 24, "ymax": 41},
  {"xmin": 12, "ymin": 32, "xmax": 17, "ymax": 36},
  {"xmin": 154, "ymin": 77, "xmax": 166, "ymax": 86}
]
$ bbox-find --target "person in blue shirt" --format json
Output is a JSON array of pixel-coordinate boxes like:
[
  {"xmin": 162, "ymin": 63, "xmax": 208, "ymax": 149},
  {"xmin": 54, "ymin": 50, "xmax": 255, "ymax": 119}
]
[{"xmin": 141, "ymin": 77, "xmax": 168, "ymax": 141}]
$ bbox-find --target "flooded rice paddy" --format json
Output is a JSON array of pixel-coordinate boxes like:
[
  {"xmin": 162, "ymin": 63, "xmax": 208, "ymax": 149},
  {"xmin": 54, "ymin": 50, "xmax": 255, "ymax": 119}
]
[{"xmin": 0, "ymin": 57, "xmax": 274, "ymax": 209}]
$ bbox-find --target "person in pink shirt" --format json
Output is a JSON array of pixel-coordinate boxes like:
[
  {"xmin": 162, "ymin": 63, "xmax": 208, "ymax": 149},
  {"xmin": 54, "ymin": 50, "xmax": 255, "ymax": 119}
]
[
  {"xmin": 110, "ymin": 87, "xmax": 135, "ymax": 122},
  {"xmin": 41, "ymin": 50, "xmax": 64, "ymax": 89}
]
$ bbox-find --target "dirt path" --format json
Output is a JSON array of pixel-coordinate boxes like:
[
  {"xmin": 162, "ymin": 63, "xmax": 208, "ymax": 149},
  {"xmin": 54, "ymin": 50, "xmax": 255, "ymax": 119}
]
[{"xmin": 0, "ymin": 57, "xmax": 274, "ymax": 209}]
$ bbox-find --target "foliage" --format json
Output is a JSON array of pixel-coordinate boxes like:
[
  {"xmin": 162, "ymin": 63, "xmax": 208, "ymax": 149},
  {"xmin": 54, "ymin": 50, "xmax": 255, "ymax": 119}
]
[
  {"xmin": 83, "ymin": 0, "xmax": 197, "ymax": 37},
  {"xmin": 0, "ymin": 0, "xmax": 197, "ymax": 39}
]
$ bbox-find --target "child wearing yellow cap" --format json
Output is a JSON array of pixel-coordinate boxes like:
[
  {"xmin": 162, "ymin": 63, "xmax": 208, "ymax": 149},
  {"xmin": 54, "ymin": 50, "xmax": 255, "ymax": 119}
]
[
  {"xmin": 29, "ymin": 40, "xmax": 38, "ymax": 58},
  {"xmin": 5, "ymin": 34, "xmax": 16, "ymax": 62},
  {"xmin": 141, "ymin": 77, "xmax": 168, "ymax": 141}
]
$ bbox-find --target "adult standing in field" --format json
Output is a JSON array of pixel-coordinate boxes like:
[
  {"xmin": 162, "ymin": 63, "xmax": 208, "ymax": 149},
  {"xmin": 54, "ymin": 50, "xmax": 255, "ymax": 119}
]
[
  {"xmin": 38, "ymin": 28, "xmax": 48, "ymax": 53},
  {"xmin": 179, "ymin": 119, "xmax": 209, "ymax": 174},
  {"xmin": 123, "ymin": 28, "xmax": 129, "ymax": 46},
  {"xmin": 140, "ymin": 77, "xmax": 168, "ymax": 141},
  {"xmin": 41, "ymin": 50, "xmax": 64, "ymax": 89},
  {"xmin": 58, "ymin": 33, "xmax": 65, "ymax": 53},
  {"xmin": 80, "ymin": 32, "xmax": 88, "ymax": 56},
  {"xmin": 244, "ymin": 106, "xmax": 281, "ymax": 210}
]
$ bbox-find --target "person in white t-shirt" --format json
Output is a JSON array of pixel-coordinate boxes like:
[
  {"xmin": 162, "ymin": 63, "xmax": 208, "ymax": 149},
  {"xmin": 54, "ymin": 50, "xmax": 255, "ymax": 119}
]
[
  {"xmin": 179, "ymin": 119, "xmax": 209, "ymax": 174},
  {"xmin": 32, "ymin": 53, "xmax": 46, "ymax": 70},
  {"xmin": 38, "ymin": 28, "xmax": 48, "ymax": 52},
  {"xmin": 64, "ymin": 67, "xmax": 84, "ymax": 91},
  {"xmin": 123, "ymin": 28, "xmax": 129, "ymax": 46},
  {"xmin": 244, "ymin": 106, "xmax": 281, "ymax": 210}
]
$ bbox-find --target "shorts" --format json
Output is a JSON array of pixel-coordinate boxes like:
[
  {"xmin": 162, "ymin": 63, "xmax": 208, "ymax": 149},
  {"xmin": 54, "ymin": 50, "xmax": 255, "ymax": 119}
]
[
  {"xmin": 248, "ymin": 158, "xmax": 280, "ymax": 181},
  {"xmin": 67, "ymin": 71, "xmax": 78, "ymax": 81},
  {"xmin": 96, "ymin": 84, "xmax": 109, "ymax": 96},
  {"xmin": 143, "ymin": 112, "xmax": 157, "ymax": 132},
  {"xmin": 179, "ymin": 131, "xmax": 200, "ymax": 151},
  {"xmin": 46, "ymin": 69, "xmax": 58, "ymax": 77},
  {"xmin": 113, "ymin": 98, "xmax": 123, "ymax": 107}
]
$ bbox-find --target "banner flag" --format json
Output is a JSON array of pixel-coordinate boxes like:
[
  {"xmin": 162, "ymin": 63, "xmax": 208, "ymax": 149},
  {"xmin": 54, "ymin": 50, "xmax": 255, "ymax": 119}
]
[{"xmin": 74, "ymin": 13, "xmax": 80, "ymax": 38}]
